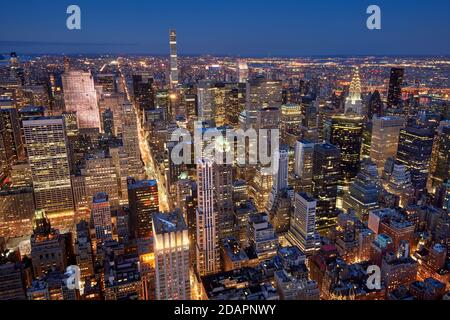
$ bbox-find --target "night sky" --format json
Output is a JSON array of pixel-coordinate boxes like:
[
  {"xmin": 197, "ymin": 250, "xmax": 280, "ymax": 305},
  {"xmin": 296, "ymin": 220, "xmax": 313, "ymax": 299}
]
[{"xmin": 1, "ymin": 0, "xmax": 450, "ymax": 56}]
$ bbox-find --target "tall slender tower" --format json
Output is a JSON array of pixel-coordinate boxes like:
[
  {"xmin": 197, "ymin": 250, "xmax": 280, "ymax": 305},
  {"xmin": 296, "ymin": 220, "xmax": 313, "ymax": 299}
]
[
  {"xmin": 195, "ymin": 159, "xmax": 220, "ymax": 276},
  {"xmin": 169, "ymin": 29, "xmax": 179, "ymax": 89}
]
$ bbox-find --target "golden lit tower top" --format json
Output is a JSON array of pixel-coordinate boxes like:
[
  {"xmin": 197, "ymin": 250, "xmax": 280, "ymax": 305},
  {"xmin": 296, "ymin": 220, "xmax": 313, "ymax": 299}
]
[{"xmin": 345, "ymin": 66, "xmax": 363, "ymax": 115}]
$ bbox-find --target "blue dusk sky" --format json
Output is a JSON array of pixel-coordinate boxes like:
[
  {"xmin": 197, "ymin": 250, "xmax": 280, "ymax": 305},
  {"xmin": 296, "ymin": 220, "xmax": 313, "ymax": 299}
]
[{"xmin": 0, "ymin": 0, "xmax": 449, "ymax": 56}]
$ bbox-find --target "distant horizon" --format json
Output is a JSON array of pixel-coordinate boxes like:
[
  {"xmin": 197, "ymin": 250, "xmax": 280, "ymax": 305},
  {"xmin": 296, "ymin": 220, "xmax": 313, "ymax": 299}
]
[
  {"xmin": 2, "ymin": 52, "xmax": 450, "ymax": 60},
  {"xmin": 1, "ymin": 1, "xmax": 450, "ymax": 56}
]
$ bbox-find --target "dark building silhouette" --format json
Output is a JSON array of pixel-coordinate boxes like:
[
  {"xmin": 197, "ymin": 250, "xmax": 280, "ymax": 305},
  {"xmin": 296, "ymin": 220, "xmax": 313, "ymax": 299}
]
[
  {"xmin": 367, "ymin": 90, "xmax": 384, "ymax": 120},
  {"xmin": 387, "ymin": 68, "xmax": 404, "ymax": 108}
]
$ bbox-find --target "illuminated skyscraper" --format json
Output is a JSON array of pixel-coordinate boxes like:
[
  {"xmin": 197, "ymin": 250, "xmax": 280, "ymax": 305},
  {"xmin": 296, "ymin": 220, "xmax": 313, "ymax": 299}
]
[
  {"xmin": 370, "ymin": 116, "xmax": 405, "ymax": 174},
  {"xmin": 169, "ymin": 29, "xmax": 179, "ymax": 89},
  {"xmin": 294, "ymin": 140, "xmax": 315, "ymax": 194},
  {"xmin": 267, "ymin": 144, "xmax": 289, "ymax": 212},
  {"xmin": 344, "ymin": 67, "xmax": 363, "ymax": 115},
  {"xmin": 245, "ymin": 77, "xmax": 282, "ymax": 126},
  {"xmin": 397, "ymin": 125, "xmax": 434, "ymax": 193},
  {"xmin": 128, "ymin": 180, "xmax": 159, "ymax": 239},
  {"xmin": 325, "ymin": 114, "xmax": 364, "ymax": 184},
  {"xmin": 387, "ymin": 68, "xmax": 405, "ymax": 108},
  {"xmin": 0, "ymin": 187, "xmax": 35, "ymax": 238},
  {"xmin": 342, "ymin": 159, "xmax": 380, "ymax": 221},
  {"xmin": 273, "ymin": 144, "xmax": 289, "ymax": 193},
  {"xmin": 153, "ymin": 211, "xmax": 190, "ymax": 300},
  {"xmin": 237, "ymin": 60, "xmax": 249, "ymax": 83},
  {"xmin": 91, "ymin": 192, "xmax": 113, "ymax": 242},
  {"xmin": 215, "ymin": 163, "xmax": 235, "ymax": 240},
  {"xmin": 83, "ymin": 153, "xmax": 120, "ymax": 210},
  {"xmin": 312, "ymin": 143, "xmax": 341, "ymax": 224},
  {"xmin": 23, "ymin": 117, "xmax": 74, "ymax": 213},
  {"xmin": 62, "ymin": 70, "xmax": 101, "ymax": 130},
  {"xmin": 196, "ymin": 159, "xmax": 220, "ymax": 276},
  {"xmin": 428, "ymin": 121, "xmax": 450, "ymax": 193},
  {"xmin": 121, "ymin": 103, "xmax": 144, "ymax": 177},
  {"xmin": 288, "ymin": 192, "xmax": 320, "ymax": 254},
  {"xmin": 0, "ymin": 104, "xmax": 23, "ymax": 179}
]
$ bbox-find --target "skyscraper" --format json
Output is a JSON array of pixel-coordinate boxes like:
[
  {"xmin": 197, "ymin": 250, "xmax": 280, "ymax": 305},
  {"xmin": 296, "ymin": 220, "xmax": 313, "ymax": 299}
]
[
  {"xmin": 370, "ymin": 116, "xmax": 405, "ymax": 174},
  {"xmin": 169, "ymin": 29, "xmax": 179, "ymax": 89},
  {"xmin": 91, "ymin": 192, "xmax": 113, "ymax": 242},
  {"xmin": 342, "ymin": 159, "xmax": 380, "ymax": 221},
  {"xmin": 196, "ymin": 159, "xmax": 221, "ymax": 276},
  {"xmin": 214, "ymin": 164, "xmax": 234, "ymax": 240},
  {"xmin": 0, "ymin": 104, "xmax": 23, "ymax": 176},
  {"xmin": 153, "ymin": 211, "xmax": 190, "ymax": 300},
  {"xmin": 294, "ymin": 140, "xmax": 315, "ymax": 194},
  {"xmin": 237, "ymin": 60, "xmax": 249, "ymax": 83},
  {"xmin": 367, "ymin": 91, "xmax": 384, "ymax": 120},
  {"xmin": 287, "ymin": 192, "xmax": 320, "ymax": 254},
  {"xmin": 23, "ymin": 117, "xmax": 74, "ymax": 213},
  {"xmin": 245, "ymin": 77, "xmax": 282, "ymax": 126},
  {"xmin": 325, "ymin": 114, "xmax": 364, "ymax": 185},
  {"xmin": 397, "ymin": 125, "xmax": 435, "ymax": 193},
  {"xmin": 387, "ymin": 68, "xmax": 405, "ymax": 108},
  {"xmin": 128, "ymin": 180, "xmax": 160, "ymax": 239},
  {"xmin": 428, "ymin": 121, "xmax": 450, "ymax": 193},
  {"xmin": 62, "ymin": 70, "xmax": 101, "ymax": 130},
  {"xmin": 312, "ymin": 143, "xmax": 341, "ymax": 221},
  {"xmin": 273, "ymin": 144, "xmax": 289, "ymax": 193},
  {"xmin": 132, "ymin": 73, "xmax": 155, "ymax": 122},
  {"xmin": 344, "ymin": 67, "xmax": 363, "ymax": 115}
]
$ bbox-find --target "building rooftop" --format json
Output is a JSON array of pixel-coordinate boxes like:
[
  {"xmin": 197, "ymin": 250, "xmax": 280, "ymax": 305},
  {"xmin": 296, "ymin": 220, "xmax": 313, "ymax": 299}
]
[
  {"xmin": 153, "ymin": 211, "xmax": 187, "ymax": 234},
  {"xmin": 128, "ymin": 180, "xmax": 157, "ymax": 190}
]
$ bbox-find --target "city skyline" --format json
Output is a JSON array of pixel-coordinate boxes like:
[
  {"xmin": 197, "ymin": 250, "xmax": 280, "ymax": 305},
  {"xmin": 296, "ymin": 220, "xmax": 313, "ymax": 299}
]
[{"xmin": 0, "ymin": 2, "xmax": 449, "ymax": 306}]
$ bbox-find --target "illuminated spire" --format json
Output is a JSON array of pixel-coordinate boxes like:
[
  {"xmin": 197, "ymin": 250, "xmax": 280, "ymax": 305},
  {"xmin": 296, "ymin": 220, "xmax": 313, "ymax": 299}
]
[
  {"xmin": 345, "ymin": 66, "xmax": 363, "ymax": 115},
  {"xmin": 349, "ymin": 67, "xmax": 362, "ymax": 102}
]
